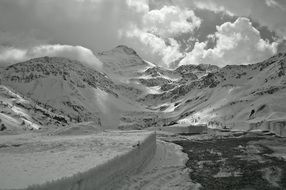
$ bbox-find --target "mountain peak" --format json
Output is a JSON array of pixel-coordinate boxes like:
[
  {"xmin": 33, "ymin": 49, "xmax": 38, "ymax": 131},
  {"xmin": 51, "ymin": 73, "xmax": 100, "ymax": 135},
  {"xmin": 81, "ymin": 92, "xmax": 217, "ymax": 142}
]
[
  {"xmin": 113, "ymin": 45, "xmax": 139, "ymax": 55},
  {"xmin": 98, "ymin": 45, "xmax": 140, "ymax": 57}
]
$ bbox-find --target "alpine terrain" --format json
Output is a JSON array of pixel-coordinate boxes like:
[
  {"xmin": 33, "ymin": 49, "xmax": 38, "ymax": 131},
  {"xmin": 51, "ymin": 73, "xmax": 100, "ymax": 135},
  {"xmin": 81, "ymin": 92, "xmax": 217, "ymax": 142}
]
[{"xmin": 0, "ymin": 45, "xmax": 285, "ymax": 135}]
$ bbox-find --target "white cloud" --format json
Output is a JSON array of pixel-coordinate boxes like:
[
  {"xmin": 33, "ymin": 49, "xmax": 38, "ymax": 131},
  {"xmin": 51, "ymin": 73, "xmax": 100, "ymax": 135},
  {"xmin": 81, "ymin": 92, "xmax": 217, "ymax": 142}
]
[
  {"xmin": 185, "ymin": 0, "xmax": 286, "ymax": 38},
  {"xmin": 122, "ymin": 3, "xmax": 201, "ymax": 66},
  {"xmin": 192, "ymin": 1, "xmax": 234, "ymax": 16},
  {"xmin": 0, "ymin": 44, "xmax": 102, "ymax": 69},
  {"xmin": 125, "ymin": 27, "xmax": 183, "ymax": 66},
  {"xmin": 0, "ymin": 48, "xmax": 27, "ymax": 65},
  {"xmin": 142, "ymin": 6, "xmax": 201, "ymax": 38},
  {"xmin": 180, "ymin": 17, "xmax": 278, "ymax": 67},
  {"xmin": 126, "ymin": 0, "xmax": 149, "ymax": 13},
  {"xmin": 265, "ymin": 0, "xmax": 279, "ymax": 8}
]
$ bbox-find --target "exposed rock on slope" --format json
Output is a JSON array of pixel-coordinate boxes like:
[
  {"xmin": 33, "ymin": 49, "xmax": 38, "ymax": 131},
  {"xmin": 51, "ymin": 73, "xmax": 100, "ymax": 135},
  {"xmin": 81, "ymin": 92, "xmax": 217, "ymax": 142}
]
[{"xmin": 0, "ymin": 85, "xmax": 68, "ymax": 131}]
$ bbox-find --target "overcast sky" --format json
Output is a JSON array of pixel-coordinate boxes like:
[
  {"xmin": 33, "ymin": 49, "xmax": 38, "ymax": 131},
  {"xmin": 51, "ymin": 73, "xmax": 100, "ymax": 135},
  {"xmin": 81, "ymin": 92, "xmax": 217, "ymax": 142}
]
[{"xmin": 0, "ymin": 0, "xmax": 286, "ymax": 68}]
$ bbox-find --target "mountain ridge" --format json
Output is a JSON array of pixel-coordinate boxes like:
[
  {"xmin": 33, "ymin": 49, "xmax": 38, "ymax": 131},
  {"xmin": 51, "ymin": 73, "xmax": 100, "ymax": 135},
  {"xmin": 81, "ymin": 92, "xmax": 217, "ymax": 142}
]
[{"xmin": 0, "ymin": 46, "xmax": 285, "ymax": 133}]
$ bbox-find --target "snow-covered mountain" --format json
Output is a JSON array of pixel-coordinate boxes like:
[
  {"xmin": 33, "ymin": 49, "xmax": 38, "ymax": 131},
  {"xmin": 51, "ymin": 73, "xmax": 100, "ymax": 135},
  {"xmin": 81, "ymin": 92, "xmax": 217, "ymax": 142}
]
[
  {"xmin": 143, "ymin": 52, "xmax": 286, "ymax": 131},
  {"xmin": 0, "ymin": 56, "xmax": 147, "ymax": 130},
  {"xmin": 0, "ymin": 45, "xmax": 285, "ymax": 132},
  {"xmin": 98, "ymin": 45, "xmax": 154, "ymax": 81}
]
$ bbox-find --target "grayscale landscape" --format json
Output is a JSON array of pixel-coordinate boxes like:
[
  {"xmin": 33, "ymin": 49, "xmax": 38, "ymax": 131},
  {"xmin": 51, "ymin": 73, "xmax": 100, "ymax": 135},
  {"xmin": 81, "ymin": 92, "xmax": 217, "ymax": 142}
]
[{"xmin": 0, "ymin": 0, "xmax": 286, "ymax": 189}]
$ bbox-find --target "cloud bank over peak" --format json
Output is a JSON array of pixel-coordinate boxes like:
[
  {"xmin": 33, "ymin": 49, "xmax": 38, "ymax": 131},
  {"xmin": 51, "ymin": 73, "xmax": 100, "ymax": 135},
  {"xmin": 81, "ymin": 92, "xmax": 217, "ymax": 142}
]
[{"xmin": 0, "ymin": 44, "xmax": 102, "ymax": 69}]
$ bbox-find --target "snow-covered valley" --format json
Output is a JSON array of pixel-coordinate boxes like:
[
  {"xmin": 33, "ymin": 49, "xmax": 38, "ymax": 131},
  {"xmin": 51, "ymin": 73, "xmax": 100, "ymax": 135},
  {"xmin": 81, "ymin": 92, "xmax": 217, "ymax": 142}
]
[{"xmin": 0, "ymin": 45, "xmax": 286, "ymax": 189}]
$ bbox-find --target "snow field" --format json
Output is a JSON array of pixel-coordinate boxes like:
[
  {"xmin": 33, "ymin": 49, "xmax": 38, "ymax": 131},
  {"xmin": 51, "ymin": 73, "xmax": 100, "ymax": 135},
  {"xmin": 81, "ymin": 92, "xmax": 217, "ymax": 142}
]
[{"xmin": 0, "ymin": 131, "xmax": 156, "ymax": 190}]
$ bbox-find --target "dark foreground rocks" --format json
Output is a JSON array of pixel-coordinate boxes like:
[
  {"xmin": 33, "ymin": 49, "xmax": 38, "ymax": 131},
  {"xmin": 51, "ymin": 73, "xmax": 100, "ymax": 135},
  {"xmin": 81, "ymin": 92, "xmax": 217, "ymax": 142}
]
[{"xmin": 173, "ymin": 133, "xmax": 286, "ymax": 190}]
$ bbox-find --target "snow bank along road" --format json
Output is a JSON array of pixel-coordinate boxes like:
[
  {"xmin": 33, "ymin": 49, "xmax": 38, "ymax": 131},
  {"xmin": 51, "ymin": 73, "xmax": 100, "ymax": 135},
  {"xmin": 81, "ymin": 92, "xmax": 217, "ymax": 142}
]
[
  {"xmin": 117, "ymin": 140, "xmax": 201, "ymax": 190},
  {"xmin": 0, "ymin": 130, "xmax": 156, "ymax": 190}
]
